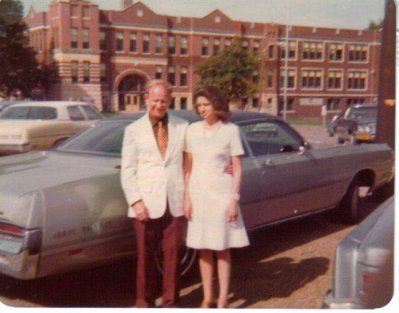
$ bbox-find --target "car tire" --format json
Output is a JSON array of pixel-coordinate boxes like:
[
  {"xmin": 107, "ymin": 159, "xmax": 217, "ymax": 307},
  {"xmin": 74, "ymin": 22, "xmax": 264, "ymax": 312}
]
[
  {"xmin": 336, "ymin": 177, "xmax": 361, "ymax": 224},
  {"xmin": 336, "ymin": 135, "xmax": 345, "ymax": 145},
  {"xmin": 155, "ymin": 244, "xmax": 197, "ymax": 276}
]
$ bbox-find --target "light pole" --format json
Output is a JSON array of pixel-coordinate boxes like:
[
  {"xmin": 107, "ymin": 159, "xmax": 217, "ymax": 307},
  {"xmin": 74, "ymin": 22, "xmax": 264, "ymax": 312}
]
[{"xmin": 282, "ymin": 0, "xmax": 290, "ymax": 121}]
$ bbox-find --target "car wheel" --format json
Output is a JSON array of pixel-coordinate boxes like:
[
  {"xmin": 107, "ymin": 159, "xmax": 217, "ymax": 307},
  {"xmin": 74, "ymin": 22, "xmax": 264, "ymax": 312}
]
[
  {"xmin": 155, "ymin": 244, "xmax": 197, "ymax": 276},
  {"xmin": 336, "ymin": 135, "xmax": 345, "ymax": 144},
  {"xmin": 336, "ymin": 177, "xmax": 361, "ymax": 224}
]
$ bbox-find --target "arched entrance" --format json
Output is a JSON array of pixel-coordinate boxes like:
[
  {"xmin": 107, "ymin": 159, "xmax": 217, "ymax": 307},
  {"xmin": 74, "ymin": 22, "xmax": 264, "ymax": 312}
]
[{"xmin": 117, "ymin": 74, "xmax": 147, "ymax": 112}]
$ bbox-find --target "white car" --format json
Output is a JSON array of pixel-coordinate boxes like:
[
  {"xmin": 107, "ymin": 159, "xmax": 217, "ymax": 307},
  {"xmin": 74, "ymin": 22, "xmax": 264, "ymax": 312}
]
[{"xmin": 0, "ymin": 101, "xmax": 103, "ymax": 155}]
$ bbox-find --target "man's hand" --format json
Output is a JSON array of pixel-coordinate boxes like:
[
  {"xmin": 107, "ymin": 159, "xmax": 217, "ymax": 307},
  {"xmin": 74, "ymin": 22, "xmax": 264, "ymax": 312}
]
[
  {"xmin": 184, "ymin": 199, "xmax": 193, "ymax": 220},
  {"xmin": 132, "ymin": 200, "xmax": 149, "ymax": 222}
]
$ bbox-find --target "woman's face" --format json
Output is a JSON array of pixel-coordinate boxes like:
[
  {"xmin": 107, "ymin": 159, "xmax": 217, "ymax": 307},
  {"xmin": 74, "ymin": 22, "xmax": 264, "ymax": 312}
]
[{"xmin": 196, "ymin": 96, "xmax": 216, "ymax": 121}]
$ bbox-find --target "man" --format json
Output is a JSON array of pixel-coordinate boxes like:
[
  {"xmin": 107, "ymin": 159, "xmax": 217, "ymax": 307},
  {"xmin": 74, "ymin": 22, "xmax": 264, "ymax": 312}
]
[{"xmin": 121, "ymin": 80, "xmax": 188, "ymax": 308}]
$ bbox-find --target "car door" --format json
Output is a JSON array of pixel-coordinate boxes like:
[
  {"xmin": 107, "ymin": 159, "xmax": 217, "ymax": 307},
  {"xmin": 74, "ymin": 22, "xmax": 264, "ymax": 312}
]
[{"xmin": 239, "ymin": 120, "xmax": 334, "ymax": 229}]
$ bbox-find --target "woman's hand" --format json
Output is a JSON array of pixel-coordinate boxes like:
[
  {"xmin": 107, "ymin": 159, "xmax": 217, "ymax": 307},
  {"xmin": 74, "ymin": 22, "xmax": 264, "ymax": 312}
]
[
  {"xmin": 184, "ymin": 199, "xmax": 193, "ymax": 220},
  {"xmin": 227, "ymin": 200, "xmax": 238, "ymax": 223}
]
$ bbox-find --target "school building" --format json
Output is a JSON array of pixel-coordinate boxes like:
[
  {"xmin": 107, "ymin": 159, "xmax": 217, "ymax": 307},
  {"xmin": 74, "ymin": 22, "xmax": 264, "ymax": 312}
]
[{"xmin": 25, "ymin": 0, "xmax": 381, "ymax": 119}]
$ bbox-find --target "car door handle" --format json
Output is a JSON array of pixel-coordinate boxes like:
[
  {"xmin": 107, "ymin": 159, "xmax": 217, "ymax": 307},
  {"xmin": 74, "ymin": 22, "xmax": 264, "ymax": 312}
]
[
  {"xmin": 261, "ymin": 159, "xmax": 273, "ymax": 167},
  {"xmin": 115, "ymin": 165, "xmax": 121, "ymax": 169}
]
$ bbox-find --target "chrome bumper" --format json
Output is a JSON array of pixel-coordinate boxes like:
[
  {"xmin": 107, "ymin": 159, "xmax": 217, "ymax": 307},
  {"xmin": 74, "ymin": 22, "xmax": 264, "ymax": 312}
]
[
  {"xmin": 0, "ymin": 249, "xmax": 39, "ymax": 279},
  {"xmin": 0, "ymin": 143, "xmax": 31, "ymax": 155}
]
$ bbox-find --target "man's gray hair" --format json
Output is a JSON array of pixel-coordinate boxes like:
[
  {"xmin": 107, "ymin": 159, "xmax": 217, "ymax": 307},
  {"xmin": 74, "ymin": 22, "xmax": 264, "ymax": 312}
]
[{"xmin": 145, "ymin": 79, "xmax": 172, "ymax": 95}]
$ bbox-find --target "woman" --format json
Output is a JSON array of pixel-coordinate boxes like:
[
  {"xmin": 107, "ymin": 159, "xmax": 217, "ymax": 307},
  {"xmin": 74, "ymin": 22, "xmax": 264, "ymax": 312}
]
[{"xmin": 184, "ymin": 85, "xmax": 249, "ymax": 308}]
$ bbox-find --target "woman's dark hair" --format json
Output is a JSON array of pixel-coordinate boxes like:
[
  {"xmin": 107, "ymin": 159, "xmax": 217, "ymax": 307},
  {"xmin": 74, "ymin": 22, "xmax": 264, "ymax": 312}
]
[{"xmin": 193, "ymin": 85, "xmax": 230, "ymax": 122}]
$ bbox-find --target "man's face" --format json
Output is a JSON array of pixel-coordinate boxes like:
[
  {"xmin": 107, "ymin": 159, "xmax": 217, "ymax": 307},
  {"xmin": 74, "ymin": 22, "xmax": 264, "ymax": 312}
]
[{"xmin": 145, "ymin": 85, "xmax": 171, "ymax": 120}]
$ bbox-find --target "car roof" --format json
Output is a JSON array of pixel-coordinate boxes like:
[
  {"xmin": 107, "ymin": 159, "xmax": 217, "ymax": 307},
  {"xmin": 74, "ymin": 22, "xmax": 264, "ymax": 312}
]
[
  {"xmin": 8, "ymin": 101, "xmax": 93, "ymax": 108},
  {"xmin": 108, "ymin": 110, "xmax": 280, "ymax": 124}
]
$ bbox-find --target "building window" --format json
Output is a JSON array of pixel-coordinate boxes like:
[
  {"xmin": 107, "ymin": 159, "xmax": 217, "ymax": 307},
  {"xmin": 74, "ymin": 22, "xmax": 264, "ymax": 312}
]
[
  {"xmin": 170, "ymin": 97, "xmax": 176, "ymax": 109},
  {"xmin": 53, "ymin": 28, "xmax": 59, "ymax": 49},
  {"xmin": 327, "ymin": 71, "xmax": 342, "ymax": 89},
  {"xmin": 302, "ymin": 42, "xmax": 323, "ymax": 60},
  {"xmin": 329, "ymin": 43, "xmax": 343, "ymax": 61},
  {"xmin": 82, "ymin": 6, "xmax": 90, "ymax": 17},
  {"xmin": 225, "ymin": 38, "xmax": 231, "ymax": 48},
  {"xmin": 279, "ymin": 98, "xmax": 295, "ymax": 111},
  {"xmin": 242, "ymin": 39, "xmax": 249, "ymax": 52},
  {"xmin": 180, "ymin": 36, "xmax": 188, "ymax": 55},
  {"xmin": 83, "ymin": 61, "xmax": 90, "ymax": 83},
  {"xmin": 100, "ymin": 64, "xmax": 107, "ymax": 83},
  {"xmin": 267, "ymin": 69, "xmax": 273, "ymax": 88},
  {"xmin": 129, "ymin": 33, "xmax": 137, "ymax": 52},
  {"xmin": 71, "ymin": 5, "xmax": 79, "ymax": 17},
  {"xmin": 100, "ymin": 31, "xmax": 107, "ymax": 50},
  {"xmin": 268, "ymin": 45, "xmax": 274, "ymax": 59},
  {"xmin": 327, "ymin": 98, "xmax": 341, "ymax": 111},
  {"xmin": 301, "ymin": 69, "xmax": 322, "ymax": 88},
  {"xmin": 71, "ymin": 28, "xmax": 78, "ymax": 48},
  {"xmin": 252, "ymin": 70, "xmax": 259, "ymax": 84},
  {"xmin": 252, "ymin": 98, "xmax": 259, "ymax": 108},
  {"xmin": 202, "ymin": 37, "xmax": 209, "ymax": 56},
  {"xmin": 281, "ymin": 41, "xmax": 296, "ymax": 59},
  {"xmin": 348, "ymin": 44, "xmax": 368, "ymax": 62},
  {"xmin": 71, "ymin": 61, "xmax": 78, "ymax": 83},
  {"xmin": 155, "ymin": 66, "xmax": 162, "ymax": 80},
  {"xmin": 180, "ymin": 66, "xmax": 188, "ymax": 86},
  {"xmin": 168, "ymin": 35, "xmax": 175, "ymax": 55},
  {"xmin": 116, "ymin": 32, "xmax": 124, "ymax": 51},
  {"xmin": 82, "ymin": 28, "xmax": 90, "ymax": 49},
  {"xmin": 143, "ymin": 33, "xmax": 150, "ymax": 53},
  {"xmin": 181, "ymin": 97, "xmax": 187, "ymax": 109},
  {"xmin": 347, "ymin": 98, "xmax": 365, "ymax": 106},
  {"xmin": 253, "ymin": 41, "xmax": 260, "ymax": 55},
  {"xmin": 347, "ymin": 71, "xmax": 367, "ymax": 89},
  {"xmin": 168, "ymin": 66, "xmax": 175, "ymax": 86},
  {"xmin": 280, "ymin": 69, "xmax": 296, "ymax": 89},
  {"xmin": 213, "ymin": 38, "xmax": 220, "ymax": 55},
  {"xmin": 155, "ymin": 34, "xmax": 163, "ymax": 54}
]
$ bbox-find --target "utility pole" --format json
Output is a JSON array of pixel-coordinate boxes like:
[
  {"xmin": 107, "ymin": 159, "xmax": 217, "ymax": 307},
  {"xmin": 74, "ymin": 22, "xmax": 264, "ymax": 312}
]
[{"xmin": 376, "ymin": 0, "xmax": 396, "ymax": 150}]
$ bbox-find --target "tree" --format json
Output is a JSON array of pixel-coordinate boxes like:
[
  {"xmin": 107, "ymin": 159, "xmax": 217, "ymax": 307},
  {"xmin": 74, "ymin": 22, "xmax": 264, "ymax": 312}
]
[
  {"xmin": 367, "ymin": 19, "xmax": 383, "ymax": 30},
  {"xmin": 0, "ymin": 0, "xmax": 40, "ymax": 98},
  {"xmin": 195, "ymin": 37, "xmax": 260, "ymax": 109}
]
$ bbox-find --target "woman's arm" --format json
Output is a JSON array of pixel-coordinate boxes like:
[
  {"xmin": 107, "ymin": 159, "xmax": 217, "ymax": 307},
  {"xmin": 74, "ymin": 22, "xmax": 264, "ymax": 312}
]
[
  {"xmin": 227, "ymin": 155, "xmax": 242, "ymax": 223},
  {"xmin": 183, "ymin": 151, "xmax": 193, "ymax": 220}
]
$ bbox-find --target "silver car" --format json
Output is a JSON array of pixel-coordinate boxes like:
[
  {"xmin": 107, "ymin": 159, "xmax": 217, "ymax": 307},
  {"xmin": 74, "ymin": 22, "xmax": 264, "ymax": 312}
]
[
  {"xmin": 324, "ymin": 196, "xmax": 394, "ymax": 309},
  {"xmin": 0, "ymin": 111, "xmax": 394, "ymax": 279}
]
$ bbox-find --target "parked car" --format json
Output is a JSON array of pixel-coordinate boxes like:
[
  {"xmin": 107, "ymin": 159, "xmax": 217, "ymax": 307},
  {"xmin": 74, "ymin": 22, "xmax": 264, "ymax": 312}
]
[
  {"xmin": 326, "ymin": 113, "xmax": 342, "ymax": 137},
  {"xmin": 0, "ymin": 101, "xmax": 103, "ymax": 155},
  {"xmin": 0, "ymin": 111, "xmax": 393, "ymax": 279},
  {"xmin": 323, "ymin": 196, "xmax": 394, "ymax": 309},
  {"xmin": 335, "ymin": 104, "xmax": 377, "ymax": 144}
]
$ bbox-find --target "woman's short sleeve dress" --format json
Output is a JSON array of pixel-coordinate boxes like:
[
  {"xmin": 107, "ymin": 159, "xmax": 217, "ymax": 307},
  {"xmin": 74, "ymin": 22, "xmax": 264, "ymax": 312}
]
[{"xmin": 185, "ymin": 121, "xmax": 249, "ymax": 251}]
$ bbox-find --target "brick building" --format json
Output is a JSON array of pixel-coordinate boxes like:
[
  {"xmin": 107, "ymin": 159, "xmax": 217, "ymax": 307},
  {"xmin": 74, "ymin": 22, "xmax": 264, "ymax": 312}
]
[{"xmin": 25, "ymin": 0, "xmax": 381, "ymax": 119}]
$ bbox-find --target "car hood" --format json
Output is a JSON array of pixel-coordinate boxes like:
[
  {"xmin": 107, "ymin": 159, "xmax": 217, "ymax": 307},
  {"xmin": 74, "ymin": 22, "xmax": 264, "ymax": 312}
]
[{"xmin": 0, "ymin": 151, "xmax": 119, "ymax": 197}]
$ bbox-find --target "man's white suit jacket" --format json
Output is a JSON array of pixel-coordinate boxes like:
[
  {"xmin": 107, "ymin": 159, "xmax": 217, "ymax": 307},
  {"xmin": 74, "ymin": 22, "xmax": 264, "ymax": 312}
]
[{"xmin": 121, "ymin": 112, "xmax": 188, "ymax": 218}]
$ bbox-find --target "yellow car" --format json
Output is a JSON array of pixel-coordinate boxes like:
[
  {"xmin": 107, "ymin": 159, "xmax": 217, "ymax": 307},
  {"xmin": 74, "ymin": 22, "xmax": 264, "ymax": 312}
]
[{"xmin": 0, "ymin": 101, "xmax": 103, "ymax": 155}]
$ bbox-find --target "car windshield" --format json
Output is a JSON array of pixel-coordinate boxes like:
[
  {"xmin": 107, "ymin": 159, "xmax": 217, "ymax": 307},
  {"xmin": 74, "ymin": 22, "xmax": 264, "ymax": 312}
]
[
  {"xmin": 58, "ymin": 120, "xmax": 132, "ymax": 156},
  {"xmin": 346, "ymin": 107, "xmax": 377, "ymax": 119}
]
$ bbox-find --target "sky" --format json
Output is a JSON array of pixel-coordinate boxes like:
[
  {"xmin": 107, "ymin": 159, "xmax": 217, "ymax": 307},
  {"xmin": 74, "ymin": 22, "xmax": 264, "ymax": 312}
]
[{"xmin": 19, "ymin": 0, "xmax": 387, "ymax": 30}]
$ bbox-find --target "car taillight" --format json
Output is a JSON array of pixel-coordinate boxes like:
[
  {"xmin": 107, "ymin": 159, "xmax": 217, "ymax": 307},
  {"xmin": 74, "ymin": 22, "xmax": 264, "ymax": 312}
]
[
  {"xmin": 0, "ymin": 223, "xmax": 25, "ymax": 236},
  {"xmin": 361, "ymin": 270, "xmax": 378, "ymax": 295}
]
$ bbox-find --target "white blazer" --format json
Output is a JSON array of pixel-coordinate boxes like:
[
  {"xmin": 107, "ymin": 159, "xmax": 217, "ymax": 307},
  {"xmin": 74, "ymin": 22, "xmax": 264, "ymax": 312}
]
[{"xmin": 121, "ymin": 112, "xmax": 188, "ymax": 218}]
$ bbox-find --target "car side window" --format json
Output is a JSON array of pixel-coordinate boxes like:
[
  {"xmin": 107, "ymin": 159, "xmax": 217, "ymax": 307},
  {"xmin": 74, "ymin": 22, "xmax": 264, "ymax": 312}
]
[
  {"xmin": 28, "ymin": 107, "xmax": 57, "ymax": 119},
  {"xmin": 67, "ymin": 106, "xmax": 86, "ymax": 121},
  {"xmin": 240, "ymin": 121, "xmax": 302, "ymax": 156},
  {"xmin": 0, "ymin": 107, "xmax": 30, "ymax": 119},
  {"xmin": 80, "ymin": 105, "xmax": 102, "ymax": 120}
]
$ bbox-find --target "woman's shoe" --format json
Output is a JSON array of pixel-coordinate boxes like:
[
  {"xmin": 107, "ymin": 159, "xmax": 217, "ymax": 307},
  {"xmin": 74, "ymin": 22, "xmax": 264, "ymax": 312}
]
[{"xmin": 200, "ymin": 299, "xmax": 216, "ymax": 308}]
